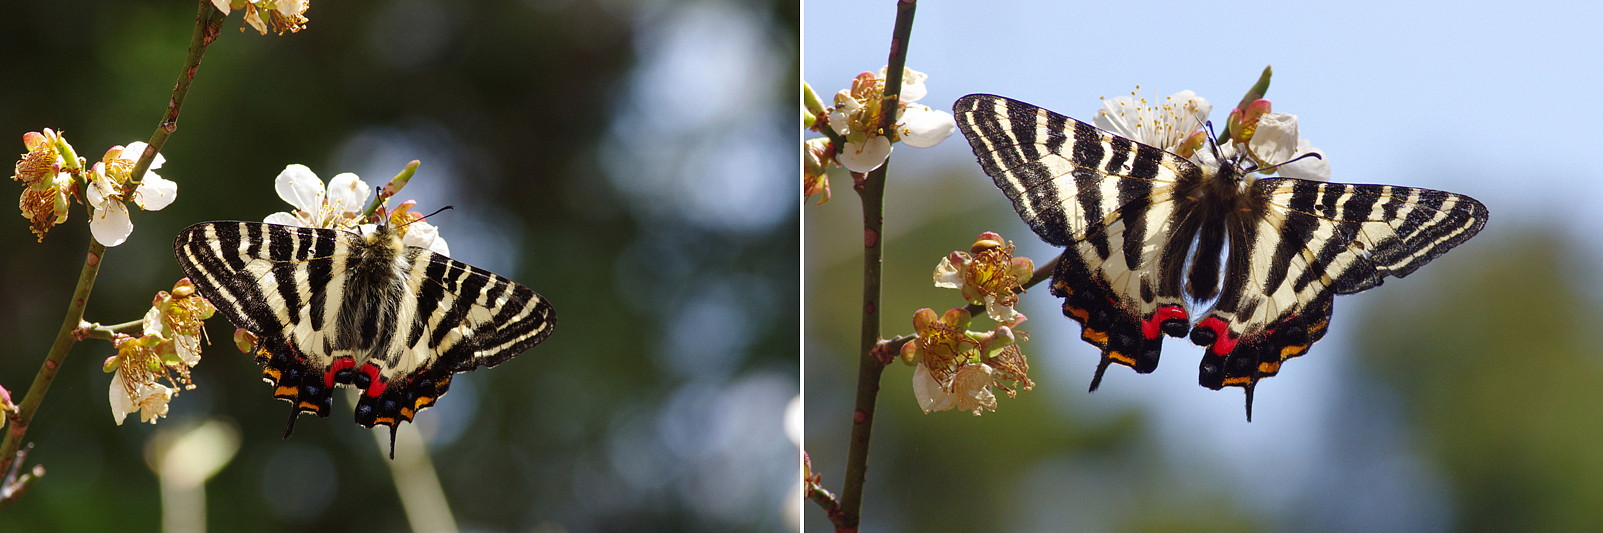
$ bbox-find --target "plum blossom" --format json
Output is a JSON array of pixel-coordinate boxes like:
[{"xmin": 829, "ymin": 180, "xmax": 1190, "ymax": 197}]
[
  {"xmin": 264, "ymin": 164, "xmax": 451, "ymax": 255},
  {"xmin": 934, "ymin": 232, "xmax": 1034, "ymax": 324},
  {"xmin": 11, "ymin": 129, "xmax": 76, "ymax": 241},
  {"xmin": 1095, "ymin": 86, "xmax": 1330, "ymax": 181},
  {"xmin": 212, "ymin": 0, "xmax": 310, "ymax": 35},
  {"xmin": 899, "ymin": 308, "xmax": 1032, "ymax": 415},
  {"xmin": 1094, "ymin": 89, "xmax": 1213, "ymax": 154},
  {"xmin": 106, "ymin": 281, "xmax": 215, "ymax": 426},
  {"xmin": 85, "ymin": 142, "xmax": 177, "ymax": 247},
  {"xmin": 822, "ymin": 67, "xmax": 955, "ymax": 173}
]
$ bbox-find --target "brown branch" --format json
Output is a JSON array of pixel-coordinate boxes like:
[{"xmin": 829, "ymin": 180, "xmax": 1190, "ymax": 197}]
[
  {"xmin": 0, "ymin": 0, "xmax": 227, "ymax": 484},
  {"xmin": 833, "ymin": 2, "xmax": 919, "ymax": 532}
]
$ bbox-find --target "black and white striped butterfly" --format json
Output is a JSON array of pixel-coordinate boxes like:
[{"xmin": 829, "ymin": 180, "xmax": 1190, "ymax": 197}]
[
  {"xmin": 174, "ymin": 220, "xmax": 555, "ymax": 455},
  {"xmin": 953, "ymin": 93, "xmax": 1487, "ymax": 418}
]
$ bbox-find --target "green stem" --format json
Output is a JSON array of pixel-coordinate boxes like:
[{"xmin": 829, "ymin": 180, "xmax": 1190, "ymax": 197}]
[
  {"xmin": 78, "ymin": 319, "xmax": 149, "ymax": 341},
  {"xmin": 0, "ymin": 0, "xmax": 226, "ymax": 487},
  {"xmin": 833, "ymin": 2, "xmax": 917, "ymax": 531}
]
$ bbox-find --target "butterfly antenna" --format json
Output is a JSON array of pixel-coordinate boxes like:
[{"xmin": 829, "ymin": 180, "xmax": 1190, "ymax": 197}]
[
  {"xmin": 394, "ymin": 205, "xmax": 453, "ymax": 232},
  {"xmin": 1257, "ymin": 151, "xmax": 1324, "ymax": 175},
  {"xmin": 1202, "ymin": 120, "xmax": 1228, "ymax": 161},
  {"xmin": 420, "ymin": 205, "xmax": 453, "ymax": 221},
  {"xmin": 283, "ymin": 408, "xmax": 300, "ymax": 439}
]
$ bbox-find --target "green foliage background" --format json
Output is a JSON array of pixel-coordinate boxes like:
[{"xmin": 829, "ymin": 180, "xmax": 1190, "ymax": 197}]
[
  {"xmin": 804, "ymin": 158, "xmax": 1599, "ymax": 531},
  {"xmin": 0, "ymin": 1, "xmax": 797, "ymax": 531}
]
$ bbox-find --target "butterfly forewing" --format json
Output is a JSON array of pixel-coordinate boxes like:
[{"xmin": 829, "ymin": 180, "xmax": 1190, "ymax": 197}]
[
  {"xmin": 954, "ymin": 93, "xmax": 1488, "ymax": 417},
  {"xmin": 955, "ymin": 93, "xmax": 1202, "ymax": 388},
  {"xmin": 174, "ymin": 221, "xmax": 555, "ymax": 452}
]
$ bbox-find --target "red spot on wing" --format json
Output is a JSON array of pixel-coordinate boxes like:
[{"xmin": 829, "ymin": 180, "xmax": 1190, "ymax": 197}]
[
  {"xmin": 1142, "ymin": 305, "xmax": 1188, "ymax": 339},
  {"xmin": 1196, "ymin": 317, "xmax": 1237, "ymax": 356},
  {"xmin": 325, "ymin": 357, "xmax": 356, "ymax": 388},
  {"xmin": 359, "ymin": 363, "xmax": 386, "ymax": 397}
]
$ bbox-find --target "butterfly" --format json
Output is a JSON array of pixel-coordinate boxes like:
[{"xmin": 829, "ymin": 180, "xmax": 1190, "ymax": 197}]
[
  {"xmin": 952, "ymin": 93, "xmax": 1487, "ymax": 418},
  {"xmin": 174, "ymin": 220, "xmax": 555, "ymax": 455}
]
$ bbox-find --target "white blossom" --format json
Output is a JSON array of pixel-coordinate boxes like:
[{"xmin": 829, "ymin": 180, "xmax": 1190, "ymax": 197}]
[{"xmin": 86, "ymin": 142, "xmax": 176, "ymax": 247}]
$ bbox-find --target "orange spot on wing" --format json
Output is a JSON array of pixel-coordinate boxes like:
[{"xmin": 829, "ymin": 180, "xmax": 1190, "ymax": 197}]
[{"xmin": 1107, "ymin": 351, "xmax": 1135, "ymax": 366}]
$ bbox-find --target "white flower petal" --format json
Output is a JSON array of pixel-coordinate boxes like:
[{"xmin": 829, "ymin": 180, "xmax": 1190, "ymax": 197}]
[
  {"xmin": 86, "ymin": 172, "xmax": 117, "ymax": 210},
  {"xmin": 244, "ymin": 9, "xmax": 267, "ymax": 34},
  {"xmin": 117, "ymin": 142, "xmax": 165, "ymax": 172},
  {"xmin": 837, "ymin": 136, "xmax": 892, "ymax": 173},
  {"xmin": 912, "ymin": 364, "xmax": 955, "ymax": 414},
  {"xmin": 89, "ymin": 201, "xmax": 134, "ymax": 247},
  {"xmin": 983, "ymin": 295, "xmax": 1021, "ymax": 324},
  {"xmin": 263, "ymin": 212, "xmax": 301, "ymax": 226},
  {"xmin": 933, "ymin": 255, "xmax": 964, "ymax": 289},
  {"xmin": 275, "ymin": 0, "xmax": 305, "ymax": 15},
  {"xmin": 137, "ymin": 384, "xmax": 173, "ymax": 423},
  {"xmin": 325, "ymin": 173, "xmax": 371, "ymax": 214},
  {"xmin": 209, "ymin": 0, "xmax": 231, "ymax": 15},
  {"xmin": 1093, "ymin": 90, "xmax": 1211, "ymax": 152},
  {"xmin": 1249, "ymin": 112, "xmax": 1301, "ymax": 165},
  {"xmin": 828, "ymin": 109, "xmax": 852, "ymax": 135},
  {"xmin": 951, "ymin": 364, "xmax": 998, "ymax": 415},
  {"xmin": 110, "ymin": 371, "xmax": 134, "ymax": 426},
  {"xmin": 275, "ymin": 164, "xmax": 325, "ymax": 212},
  {"xmin": 142, "ymin": 306, "xmax": 164, "ymax": 337},
  {"xmin": 402, "ymin": 221, "xmax": 451, "ymax": 257},
  {"xmin": 897, "ymin": 106, "xmax": 955, "ymax": 148},
  {"xmin": 131, "ymin": 173, "xmax": 178, "ymax": 211},
  {"xmin": 888, "ymin": 67, "xmax": 928, "ymax": 102}
]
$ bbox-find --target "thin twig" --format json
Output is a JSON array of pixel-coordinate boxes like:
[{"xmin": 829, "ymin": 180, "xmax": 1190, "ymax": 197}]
[
  {"xmin": 0, "ymin": 0, "xmax": 227, "ymax": 481},
  {"xmin": 833, "ymin": 2, "xmax": 918, "ymax": 532}
]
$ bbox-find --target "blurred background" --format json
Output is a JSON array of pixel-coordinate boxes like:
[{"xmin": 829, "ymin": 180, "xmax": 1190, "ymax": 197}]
[
  {"xmin": 1, "ymin": 0, "xmax": 796, "ymax": 531},
  {"xmin": 806, "ymin": 1, "xmax": 1603, "ymax": 531}
]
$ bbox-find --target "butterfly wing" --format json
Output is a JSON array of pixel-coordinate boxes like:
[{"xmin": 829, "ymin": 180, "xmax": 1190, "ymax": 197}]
[
  {"xmin": 174, "ymin": 221, "xmax": 356, "ymax": 424},
  {"xmin": 954, "ymin": 94, "xmax": 1200, "ymax": 389},
  {"xmin": 1192, "ymin": 178, "xmax": 1488, "ymax": 416},
  {"xmin": 349, "ymin": 247, "xmax": 556, "ymax": 431}
]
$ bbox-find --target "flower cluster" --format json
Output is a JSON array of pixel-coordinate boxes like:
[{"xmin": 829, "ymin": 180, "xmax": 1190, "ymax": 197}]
[
  {"xmin": 1094, "ymin": 72, "xmax": 1330, "ymax": 181},
  {"xmin": 105, "ymin": 279, "xmax": 217, "ymax": 425},
  {"xmin": 264, "ymin": 163, "xmax": 450, "ymax": 255},
  {"xmin": 211, "ymin": 0, "xmax": 310, "ymax": 35},
  {"xmin": 86, "ymin": 142, "xmax": 178, "ymax": 246},
  {"xmin": 902, "ymin": 232, "xmax": 1038, "ymax": 415},
  {"xmin": 9, "ymin": 130, "xmax": 177, "ymax": 246},
  {"xmin": 802, "ymin": 66, "xmax": 956, "ymax": 203},
  {"xmin": 11, "ymin": 130, "xmax": 76, "ymax": 241},
  {"xmin": 899, "ymin": 308, "xmax": 1032, "ymax": 416},
  {"xmin": 933, "ymin": 232, "xmax": 1034, "ymax": 323}
]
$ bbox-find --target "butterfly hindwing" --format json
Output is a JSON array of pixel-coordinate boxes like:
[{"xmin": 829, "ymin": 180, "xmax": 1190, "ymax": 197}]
[
  {"xmin": 351, "ymin": 248, "xmax": 555, "ymax": 430},
  {"xmin": 955, "ymin": 93, "xmax": 1197, "ymax": 388},
  {"xmin": 174, "ymin": 221, "xmax": 555, "ymax": 452},
  {"xmin": 955, "ymin": 93, "xmax": 1488, "ymax": 416},
  {"xmin": 1192, "ymin": 180, "xmax": 1488, "ymax": 404}
]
